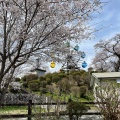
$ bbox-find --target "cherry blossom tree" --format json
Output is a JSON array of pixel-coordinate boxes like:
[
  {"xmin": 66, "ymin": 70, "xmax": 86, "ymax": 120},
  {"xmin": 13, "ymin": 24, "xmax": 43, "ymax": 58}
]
[
  {"xmin": 0, "ymin": 0, "xmax": 104, "ymax": 103},
  {"xmin": 92, "ymin": 34, "xmax": 120, "ymax": 72},
  {"xmin": 95, "ymin": 82, "xmax": 120, "ymax": 120}
]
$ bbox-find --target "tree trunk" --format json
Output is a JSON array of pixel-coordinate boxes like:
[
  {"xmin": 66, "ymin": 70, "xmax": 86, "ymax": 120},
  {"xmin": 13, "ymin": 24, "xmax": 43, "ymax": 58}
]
[
  {"xmin": 115, "ymin": 59, "xmax": 120, "ymax": 72},
  {"xmin": 0, "ymin": 68, "xmax": 15, "ymax": 105},
  {"xmin": 0, "ymin": 90, "xmax": 6, "ymax": 105}
]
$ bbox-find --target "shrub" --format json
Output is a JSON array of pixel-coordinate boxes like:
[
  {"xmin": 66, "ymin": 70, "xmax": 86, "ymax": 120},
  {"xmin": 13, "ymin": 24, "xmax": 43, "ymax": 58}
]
[
  {"xmin": 46, "ymin": 85, "xmax": 53, "ymax": 93},
  {"xmin": 28, "ymin": 80, "xmax": 40, "ymax": 91},
  {"xmin": 26, "ymin": 74, "xmax": 38, "ymax": 81},
  {"xmin": 46, "ymin": 78, "xmax": 52, "ymax": 85},
  {"xmin": 57, "ymin": 78, "xmax": 71, "ymax": 93},
  {"xmin": 70, "ymin": 86, "xmax": 80, "ymax": 97},
  {"xmin": 21, "ymin": 75, "xmax": 27, "ymax": 82},
  {"xmin": 58, "ymin": 73, "xmax": 67, "ymax": 78},
  {"xmin": 41, "ymin": 88, "xmax": 47, "ymax": 94},
  {"xmin": 40, "ymin": 81, "xmax": 47, "ymax": 88},
  {"xmin": 95, "ymin": 82, "xmax": 120, "ymax": 120},
  {"xmin": 22, "ymin": 82, "xmax": 28, "ymax": 88},
  {"xmin": 44, "ymin": 73, "xmax": 52, "ymax": 80},
  {"xmin": 52, "ymin": 75, "xmax": 60, "ymax": 83},
  {"xmin": 79, "ymin": 86, "xmax": 87, "ymax": 98},
  {"xmin": 9, "ymin": 85, "xmax": 19, "ymax": 94},
  {"xmin": 15, "ymin": 77, "xmax": 21, "ymax": 82},
  {"xmin": 67, "ymin": 100, "xmax": 89, "ymax": 120},
  {"xmin": 39, "ymin": 76, "xmax": 46, "ymax": 81}
]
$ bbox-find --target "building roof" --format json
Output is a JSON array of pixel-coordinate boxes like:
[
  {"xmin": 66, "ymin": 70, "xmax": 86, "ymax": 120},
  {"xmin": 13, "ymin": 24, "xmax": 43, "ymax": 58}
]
[
  {"xmin": 30, "ymin": 68, "xmax": 46, "ymax": 72},
  {"xmin": 92, "ymin": 72, "xmax": 120, "ymax": 79}
]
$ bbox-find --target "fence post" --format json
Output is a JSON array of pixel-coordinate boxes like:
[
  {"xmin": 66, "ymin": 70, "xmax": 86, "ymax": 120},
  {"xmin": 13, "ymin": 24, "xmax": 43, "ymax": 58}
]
[{"xmin": 28, "ymin": 100, "xmax": 32, "ymax": 120}]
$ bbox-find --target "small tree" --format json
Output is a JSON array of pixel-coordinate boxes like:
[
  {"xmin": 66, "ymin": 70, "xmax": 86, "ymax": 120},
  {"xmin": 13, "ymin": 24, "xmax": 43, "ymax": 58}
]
[
  {"xmin": 57, "ymin": 77, "xmax": 71, "ymax": 94},
  {"xmin": 67, "ymin": 100, "xmax": 89, "ymax": 120},
  {"xmin": 95, "ymin": 82, "xmax": 120, "ymax": 120},
  {"xmin": 46, "ymin": 85, "xmax": 54, "ymax": 94},
  {"xmin": 70, "ymin": 86, "xmax": 80, "ymax": 97}
]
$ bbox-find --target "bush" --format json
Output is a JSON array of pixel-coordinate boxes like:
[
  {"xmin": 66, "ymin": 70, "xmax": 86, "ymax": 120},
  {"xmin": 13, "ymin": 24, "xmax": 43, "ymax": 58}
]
[
  {"xmin": 26, "ymin": 74, "xmax": 38, "ymax": 82},
  {"xmin": 28, "ymin": 80, "xmax": 40, "ymax": 91},
  {"xmin": 22, "ymin": 82, "xmax": 28, "ymax": 88},
  {"xmin": 9, "ymin": 85, "xmax": 19, "ymax": 94},
  {"xmin": 39, "ymin": 76, "xmax": 46, "ymax": 81},
  {"xmin": 95, "ymin": 82, "xmax": 120, "ymax": 120},
  {"xmin": 79, "ymin": 86, "xmax": 87, "ymax": 98},
  {"xmin": 57, "ymin": 78, "xmax": 71, "ymax": 93},
  {"xmin": 67, "ymin": 100, "xmax": 89, "ymax": 120},
  {"xmin": 58, "ymin": 73, "xmax": 67, "ymax": 78},
  {"xmin": 15, "ymin": 77, "xmax": 21, "ymax": 82},
  {"xmin": 44, "ymin": 73, "xmax": 52, "ymax": 80},
  {"xmin": 21, "ymin": 75, "xmax": 27, "ymax": 82},
  {"xmin": 41, "ymin": 88, "xmax": 47, "ymax": 94},
  {"xmin": 70, "ymin": 86, "xmax": 80, "ymax": 97},
  {"xmin": 46, "ymin": 78, "xmax": 52, "ymax": 85},
  {"xmin": 52, "ymin": 75, "xmax": 60, "ymax": 83},
  {"xmin": 46, "ymin": 85, "xmax": 55, "ymax": 94},
  {"xmin": 40, "ymin": 81, "xmax": 47, "ymax": 88}
]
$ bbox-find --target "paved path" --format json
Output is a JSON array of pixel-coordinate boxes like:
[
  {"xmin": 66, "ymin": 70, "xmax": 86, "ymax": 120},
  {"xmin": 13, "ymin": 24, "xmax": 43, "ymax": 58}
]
[
  {"xmin": 2, "ymin": 116, "xmax": 102, "ymax": 120},
  {"xmin": 2, "ymin": 110, "xmax": 102, "ymax": 120}
]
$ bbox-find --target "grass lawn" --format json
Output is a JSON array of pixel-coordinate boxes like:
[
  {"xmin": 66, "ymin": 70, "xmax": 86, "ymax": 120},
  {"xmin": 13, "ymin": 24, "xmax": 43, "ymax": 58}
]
[
  {"xmin": 0, "ymin": 106, "xmax": 49, "ymax": 115},
  {"xmin": 44, "ymin": 92, "xmax": 94, "ymax": 102},
  {"xmin": 0, "ymin": 106, "xmax": 28, "ymax": 115}
]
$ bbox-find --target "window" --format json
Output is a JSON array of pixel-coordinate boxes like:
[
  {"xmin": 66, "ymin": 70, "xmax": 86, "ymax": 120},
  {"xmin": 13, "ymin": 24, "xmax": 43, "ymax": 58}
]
[{"xmin": 117, "ymin": 78, "xmax": 120, "ymax": 83}]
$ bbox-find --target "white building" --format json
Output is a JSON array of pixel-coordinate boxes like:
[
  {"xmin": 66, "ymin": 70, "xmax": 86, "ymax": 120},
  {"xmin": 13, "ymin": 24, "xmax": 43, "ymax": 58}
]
[
  {"xmin": 90, "ymin": 72, "xmax": 120, "ymax": 100},
  {"xmin": 90, "ymin": 72, "xmax": 120, "ymax": 88},
  {"xmin": 30, "ymin": 68, "xmax": 46, "ymax": 77}
]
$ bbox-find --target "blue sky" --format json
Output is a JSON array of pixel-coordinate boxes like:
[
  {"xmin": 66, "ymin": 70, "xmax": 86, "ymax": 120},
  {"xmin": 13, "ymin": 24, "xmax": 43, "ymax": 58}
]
[
  {"xmin": 49, "ymin": 0, "xmax": 120, "ymax": 72},
  {"xmin": 82, "ymin": 0, "xmax": 120, "ymax": 68}
]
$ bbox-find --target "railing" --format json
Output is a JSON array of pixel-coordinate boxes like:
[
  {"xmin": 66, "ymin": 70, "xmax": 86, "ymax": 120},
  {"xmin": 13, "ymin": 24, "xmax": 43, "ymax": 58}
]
[{"xmin": 0, "ymin": 100, "xmax": 101, "ymax": 120}]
